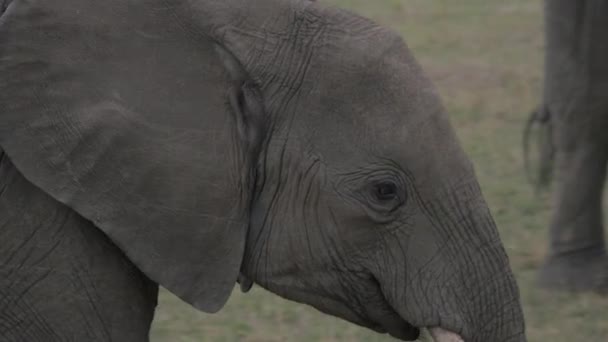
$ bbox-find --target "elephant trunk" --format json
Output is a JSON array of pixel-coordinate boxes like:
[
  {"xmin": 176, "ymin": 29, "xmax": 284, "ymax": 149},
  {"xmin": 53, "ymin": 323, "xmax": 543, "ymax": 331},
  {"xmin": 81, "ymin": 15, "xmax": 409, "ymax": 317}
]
[
  {"xmin": 380, "ymin": 179, "xmax": 526, "ymax": 341},
  {"xmin": 398, "ymin": 243, "xmax": 526, "ymax": 341}
]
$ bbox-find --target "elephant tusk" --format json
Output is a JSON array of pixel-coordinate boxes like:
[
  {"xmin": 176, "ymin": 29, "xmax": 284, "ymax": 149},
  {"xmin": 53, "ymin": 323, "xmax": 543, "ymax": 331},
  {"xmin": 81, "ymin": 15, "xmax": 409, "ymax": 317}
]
[{"xmin": 429, "ymin": 327, "xmax": 464, "ymax": 342}]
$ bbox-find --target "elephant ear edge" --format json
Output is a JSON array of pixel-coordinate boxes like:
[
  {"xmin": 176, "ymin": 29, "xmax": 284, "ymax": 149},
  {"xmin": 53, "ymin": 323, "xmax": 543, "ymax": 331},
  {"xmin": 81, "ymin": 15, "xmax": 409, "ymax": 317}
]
[{"xmin": 0, "ymin": 0, "xmax": 268, "ymax": 313}]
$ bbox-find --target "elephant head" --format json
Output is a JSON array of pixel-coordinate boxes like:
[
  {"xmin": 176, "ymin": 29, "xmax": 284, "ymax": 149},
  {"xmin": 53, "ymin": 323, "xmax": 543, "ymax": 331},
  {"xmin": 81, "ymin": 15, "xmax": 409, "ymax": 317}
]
[{"xmin": 0, "ymin": 0, "xmax": 526, "ymax": 340}]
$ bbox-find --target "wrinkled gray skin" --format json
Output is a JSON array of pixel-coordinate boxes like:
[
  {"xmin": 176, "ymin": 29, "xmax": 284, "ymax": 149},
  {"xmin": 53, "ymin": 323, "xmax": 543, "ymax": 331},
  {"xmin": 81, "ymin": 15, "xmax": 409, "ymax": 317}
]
[
  {"xmin": 0, "ymin": 0, "xmax": 526, "ymax": 341},
  {"xmin": 526, "ymin": 0, "xmax": 608, "ymax": 292}
]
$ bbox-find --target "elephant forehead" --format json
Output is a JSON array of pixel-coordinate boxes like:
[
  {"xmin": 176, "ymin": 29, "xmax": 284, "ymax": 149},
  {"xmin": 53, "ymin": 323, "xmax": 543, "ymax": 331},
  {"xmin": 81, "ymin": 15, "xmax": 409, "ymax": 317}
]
[
  {"xmin": 297, "ymin": 58, "xmax": 467, "ymax": 183},
  {"xmin": 303, "ymin": 55, "xmax": 449, "ymax": 159},
  {"xmin": 308, "ymin": 32, "xmax": 441, "ymax": 127}
]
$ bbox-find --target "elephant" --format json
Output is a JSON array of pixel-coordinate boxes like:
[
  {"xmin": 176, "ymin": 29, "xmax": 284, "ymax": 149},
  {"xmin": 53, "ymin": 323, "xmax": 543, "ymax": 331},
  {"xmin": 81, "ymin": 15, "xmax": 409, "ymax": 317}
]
[
  {"xmin": 0, "ymin": 0, "xmax": 526, "ymax": 341},
  {"xmin": 525, "ymin": 0, "xmax": 608, "ymax": 292}
]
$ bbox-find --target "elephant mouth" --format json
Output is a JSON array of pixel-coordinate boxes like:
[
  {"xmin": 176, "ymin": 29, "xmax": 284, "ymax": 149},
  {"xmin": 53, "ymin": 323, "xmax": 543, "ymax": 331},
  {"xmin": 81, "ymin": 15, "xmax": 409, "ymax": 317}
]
[
  {"xmin": 351, "ymin": 283, "xmax": 421, "ymax": 340},
  {"xmin": 258, "ymin": 275, "xmax": 464, "ymax": 341},
  {"xmin": 361, "ymin": 280, "xmax": 464, "ymax": 341},
  {"xmin": 370, "ymin": 319, "xmax": 464, "ymax": 342},
  {"xmin": 365, "ymin": 315, "xmax": 419, "ymax": 341},
  {"xmin": 374, "ymin": 322, "xmax": 464, "ymax": 342},
  {"xmin": 377, "ymin": 321, "xmax": 420, "ymax": 341}
]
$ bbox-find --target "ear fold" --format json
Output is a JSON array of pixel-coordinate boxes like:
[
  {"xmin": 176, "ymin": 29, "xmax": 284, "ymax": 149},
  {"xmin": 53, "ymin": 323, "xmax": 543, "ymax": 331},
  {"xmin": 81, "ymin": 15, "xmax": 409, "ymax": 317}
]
[
  {"xmin": 216, "ymin": 44, "xmax": 269, "ymax": 180},
  {"xmin": 0, "ymin": 0, "xmax": 266, "ymax": 312},
  {"xmin": 215, "ymin": 45, "xmax": 267, "ymax": 295}
]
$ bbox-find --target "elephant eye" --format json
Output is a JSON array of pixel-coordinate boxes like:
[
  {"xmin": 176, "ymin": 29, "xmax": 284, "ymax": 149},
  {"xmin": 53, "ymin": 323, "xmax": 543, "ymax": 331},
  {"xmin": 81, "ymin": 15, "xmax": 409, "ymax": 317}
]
[
  {"xmin": 368, "ymin": 180, "xmax": 405, "ymax": 215},
  {"xmin": 374, "ymin": 182, "xmax": 398, "ymax": 201},
  {"xmin": 336, "ymin": 169, "xmax": 408, "ymax": 221}
]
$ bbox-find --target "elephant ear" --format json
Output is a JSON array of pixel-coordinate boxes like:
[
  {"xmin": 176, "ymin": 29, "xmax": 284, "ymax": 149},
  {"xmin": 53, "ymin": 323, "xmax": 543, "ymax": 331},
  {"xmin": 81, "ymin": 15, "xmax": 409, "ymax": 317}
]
[{"xmin": 0, "ymin": 0, "xmax": 267, "ymax": 312}]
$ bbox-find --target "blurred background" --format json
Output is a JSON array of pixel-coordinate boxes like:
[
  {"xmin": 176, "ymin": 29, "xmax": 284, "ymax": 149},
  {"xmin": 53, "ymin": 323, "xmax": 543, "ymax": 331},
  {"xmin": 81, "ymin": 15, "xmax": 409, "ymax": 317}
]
[{"xmin": 150, "ymin": 1, "xmax": 608, "ymax": 341}]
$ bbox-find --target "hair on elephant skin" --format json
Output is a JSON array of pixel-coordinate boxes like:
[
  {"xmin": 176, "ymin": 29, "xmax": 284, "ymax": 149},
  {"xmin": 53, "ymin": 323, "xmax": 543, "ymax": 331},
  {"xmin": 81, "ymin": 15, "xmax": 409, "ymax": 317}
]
[
  {"xmin": 525, "ymin": 0, "xmax": 608, "ymax": 294},
  {"xmin": 0, "ymin": 0, "xmax": 526, "ymax": 341}
]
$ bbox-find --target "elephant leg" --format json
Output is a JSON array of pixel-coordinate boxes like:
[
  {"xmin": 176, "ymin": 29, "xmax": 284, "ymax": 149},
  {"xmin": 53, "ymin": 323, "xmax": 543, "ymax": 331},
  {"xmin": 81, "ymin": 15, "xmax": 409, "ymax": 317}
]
[
  {"xmin": 536, "ymin": 0, "xmax": 608, "ymax": 293},
  {"xmin": 538, "ymin": 143, "xmax": 608, "ymax": 292},
  {"xmin": 0, "ymin": 151, "xmax": 158, "ymax": 341}
]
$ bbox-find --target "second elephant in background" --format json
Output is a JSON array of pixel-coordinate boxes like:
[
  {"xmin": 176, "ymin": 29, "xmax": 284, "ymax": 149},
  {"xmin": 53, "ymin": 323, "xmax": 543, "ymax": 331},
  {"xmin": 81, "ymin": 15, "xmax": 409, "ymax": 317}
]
[{"xmin": 527, "ymin": 0, "xmax": 608, "ymax": 292}]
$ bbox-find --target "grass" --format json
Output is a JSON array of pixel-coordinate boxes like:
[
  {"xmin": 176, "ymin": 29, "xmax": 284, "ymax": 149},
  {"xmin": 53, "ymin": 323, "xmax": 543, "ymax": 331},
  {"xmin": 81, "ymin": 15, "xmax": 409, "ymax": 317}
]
[{"xmin": 150, "ymin": 1, "xmax": 608, "ymax": 341}]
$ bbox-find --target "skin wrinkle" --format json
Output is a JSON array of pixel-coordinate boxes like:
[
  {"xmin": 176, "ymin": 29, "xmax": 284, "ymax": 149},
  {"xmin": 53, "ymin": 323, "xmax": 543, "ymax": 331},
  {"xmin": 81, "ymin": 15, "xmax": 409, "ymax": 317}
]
[
  {"xmin": 317, "ymin": 207, "xmax": 343, "ymax": 269},
  {"xmin": 265, "ymin": 155, "xmax": 416, "ymax": 334},
  {"xmin": 69, "ymin": 260, "xmax": 112, "ymax": 342},
  {"xmin": 340, "ymin": 275, "xmax": 366, "ymax": 317},
  {"xmin": 69, "ymin": 273, "xmax": 103, "ymax": 341},
  {"xmin": 6, "ymin": 272, "xmax": 61, "ymax": 341},
  {"xmin": 1, "ymin": 270, "xmax": 52, "ymax": 332},
  {"xmin": 251, "ymin": 8, "xmax": 323, "ymax": 120},
  {"xmin": 6, "ymin": 258, "xmax": 91, "ymax": 340},
  {"xmin": 246, "ymin": 137, "xmax": 291, "ymax": 278},
  {"xmin": 332, "ymin": 163, "xmax": 410, "ymax": 224},
  {"xmin": 248, "ymin": 132, "xmax": 326, "ymax": 283},
  {"xmin": 1, "ymin": 154, "xmax": 156, "ymax": 339},
  {"xmin": 398, "ymin": 176, "xmax": 510, "ymax": 335},
  {"xmin": 303, "ymin": 181, "xmax": 322, "ymax": 268},
  {"xmin": 5, "ymin": 305, "xmax": 42, "ymax": 341},
  {"xmin": 377, "ymin": 236, "xmax": 402, "ymax": 309},
  {"xmin": 261, "ymin": 139, "xmax": 292, "ymax": 283},
  {"xmin": 301, "ymin": 159, "xmax": 322, "ymax": 263},
  {"xmin": 226, "ymin": 79, "xmax": 270, "ymax": 212},
  {"xmin": 249, "ymin": 135, "xmax": 398, "ymax": 325},
  {"xmin": 478, "ymin": 293, "xmax": 520, "ymax": 337}
]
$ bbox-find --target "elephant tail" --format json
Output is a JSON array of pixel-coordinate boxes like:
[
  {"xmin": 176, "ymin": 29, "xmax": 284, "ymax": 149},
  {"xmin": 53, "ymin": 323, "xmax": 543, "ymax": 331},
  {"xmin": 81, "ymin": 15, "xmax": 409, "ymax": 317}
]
[{"xmin": 523, "ymin": 105, "xmax": 554, "ymax": 193}]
